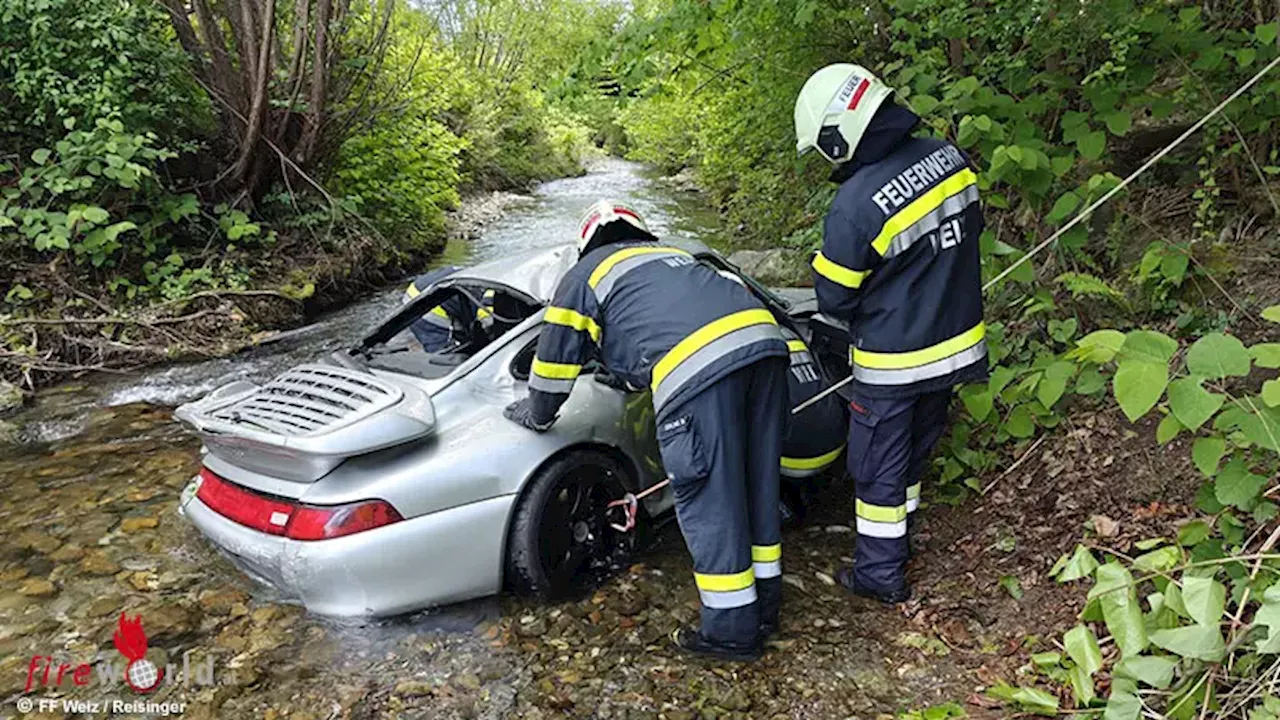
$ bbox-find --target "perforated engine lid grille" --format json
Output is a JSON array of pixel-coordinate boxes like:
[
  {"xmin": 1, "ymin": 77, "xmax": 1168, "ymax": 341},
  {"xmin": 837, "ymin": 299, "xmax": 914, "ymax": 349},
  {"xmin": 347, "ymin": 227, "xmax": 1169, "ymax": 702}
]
[{"xmin": 209, "ymin": 365, "xmax": 401, "ymax": 437}]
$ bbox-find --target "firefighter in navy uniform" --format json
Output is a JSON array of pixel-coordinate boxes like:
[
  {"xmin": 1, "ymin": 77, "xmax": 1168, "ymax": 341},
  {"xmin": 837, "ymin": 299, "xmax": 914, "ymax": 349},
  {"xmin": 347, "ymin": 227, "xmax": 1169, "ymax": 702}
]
[
  {"xmin": 402, "ymin": 267, "xmax": 495, "ymax": 352},
  {"xmin": 779, "ymin": 326, "xmax": 847, "ymax": 482},
  {"xmin": 793, "ymin": 64, "xmax": 988, "ymax": 603},
  {"xmin": 715, "ymin": 271, "xmax": 846, "ymax": 525},
  {"xmin": 503, "ymin": 200, "xmax": 789, "ymax": 662}
]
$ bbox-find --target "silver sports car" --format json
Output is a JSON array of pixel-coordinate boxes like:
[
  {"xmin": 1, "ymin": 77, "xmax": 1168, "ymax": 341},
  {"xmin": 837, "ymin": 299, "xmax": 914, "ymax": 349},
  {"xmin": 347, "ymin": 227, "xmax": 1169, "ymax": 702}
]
[{"xmin": 175, "ymin": 240, "xmax": 851, "ymax": 617}]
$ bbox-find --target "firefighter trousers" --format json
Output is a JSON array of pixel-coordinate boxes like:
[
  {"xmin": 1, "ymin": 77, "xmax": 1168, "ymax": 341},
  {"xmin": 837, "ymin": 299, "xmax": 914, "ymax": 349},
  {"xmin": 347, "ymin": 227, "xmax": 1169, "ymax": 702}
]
[
  {"xmin": 656, "ymin": 356, "xmax": 787, "ymax": 648},
  {"xmin": 846, "ymin": 389, "xmax": 951, "ymax": 594}
]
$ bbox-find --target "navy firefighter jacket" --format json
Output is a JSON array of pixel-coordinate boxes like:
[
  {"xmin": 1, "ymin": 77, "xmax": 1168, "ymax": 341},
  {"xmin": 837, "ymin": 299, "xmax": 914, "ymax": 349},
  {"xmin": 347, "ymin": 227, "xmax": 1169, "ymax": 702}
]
[
  {"xmin": 402, "ymin": 267, "xmax": 493, "ymax": 352},
  {"xmin": 780, "ymin": 326, "xmax": 847, "ymax": 478},
  {"xmin": 528, "ymin": 242, "xmax": 789, "ymax": 425},
  {"xmin": 812, "ymin": 136, "xmax": 989, "ymax": 398}
]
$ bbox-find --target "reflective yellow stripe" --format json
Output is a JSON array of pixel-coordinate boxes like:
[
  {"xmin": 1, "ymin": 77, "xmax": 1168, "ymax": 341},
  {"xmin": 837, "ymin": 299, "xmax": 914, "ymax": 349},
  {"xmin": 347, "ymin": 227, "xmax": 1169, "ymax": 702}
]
[
  {"xmin": 751, "ymin": 544, "xmax": 781, "ymax": 563},
  {"xmin": 476, "ymin": 307, "xmax": 492, "ymax": 319},
  {"xmin": 852, "ymin": 322, "xmax": 985, "ymax": 370},
  {"xmin": 694, "ymin": 568, "xmax": 755, "ymax": 592},
  {"xmin": 430, "ymin": 306, "xmax": 449, "ymax": 318},
  {"xmin": 812, "ymin": 251, "xmax": 870, "ymax": 289},
  {"xmin": 531, "ymin": 359, "xmax": 581, "ymax": 380},
  {"xmin": 652, "ymin": 309, "xmax": 777, "ymax": 391},
  {"xmin": 871, "ymin": 169, "xmax": 978, "ymax": 256},
  {"xmin": 544, "ymin": 306, "xmax": 602, "ymax": 343},
  {"xmin": 781, "ymin": 444, "xmax": 845, "ymax": 471},
  {"xmin": 786, "ymin": 339, "xmax": 808, "ymax": 353},
  {"xmin": 856, "ymin": 499, "xmax": 907, "ymax": 523},
  {"xmin": 588, "ymin": 246, "xmax": 688, "ymax": 288},
  {"xmin": 406, "ymin": 282, "xmax": 420, "ymax": 298},
  {"xmin": 484, "ymin": 289, "xmax": 495, "ymax": 298}
]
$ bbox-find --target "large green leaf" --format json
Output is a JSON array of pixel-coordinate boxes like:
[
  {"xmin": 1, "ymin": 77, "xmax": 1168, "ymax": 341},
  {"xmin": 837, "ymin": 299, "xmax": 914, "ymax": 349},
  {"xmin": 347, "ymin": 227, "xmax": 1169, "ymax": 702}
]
[
  {"xmin": 1215, "ymin": 458, "xmax": 1268, "ymax": 510},
  {"xmin": 959, "ymin": 385, "xmax": 993, "ymax": 422},
  {"xmin": 1263, "ymin": 305, "xmax": 1280, "ymax": 324},
  {"xmin": 1191, "ymin": 437, "xmax": 1226, "ymax": 477},
  {"xmin": 1167, "ymin": 377, "xmax": 1225, "ymax": 430},
  {"xmin": 1119, "ymin": 330, "xmax": 1178, "ymax": 365},
  {"xmin": 1133, "ymin": 546, "xmax": 1181, "ymax": 573},
  {"xmin": 1053, "ymin": 544, "xmax": 1100, "ymax": 582},
  {"xmin": 1113, "ymin": 361, "xmax": 1169, "ymax": 422},
  {"xmin": 1037, "ymin": 361, "xmax": 1075, "ymax": 409},
  {"xmin": 1064, "ymin": 624, "xmax": 1103, "ymax": 675},
  {"xmin": 1088, "ymin": 562, "xmax": 1149, "ymax": 657},
  {"xmin": 1115, "ymin": 655, "xmax": 1176, "ymax": 689},
  {"xmin": 1186, "ymin": 333, "xmax": 1252, "ymax": 378},
  {"xmin": 1006, "ymin": 404, "xmax": 1035, "ymax": 438},
  {"xmin": 1251, "ymin": 343, "xmax": 1280, "ymax": 369},
  {"xmin": 1254, "ymin": 585, "xmax": 1280, "ymax": 653},
  {"xmin": 1047, "ymin": 191, "xmax": 1081, "ymax": 223},
  {"xmin": 1149, "ymin": 625, "xmax": 1225, "ymax": 661},
  {"xmin": 1182, "ymin": 576, "xmax": 1226, "ymax": 627},
  {"xmin": 1103, "ymin": 690, "xmax": 1141, "ymax": 720},
  {"xmin": 1264, "ymin": 379, "xmax": 1280, "ymax": 408},
  {"xmin": 1072, "ymin": 329, "xmax": 1126, "ymax": 363},
  {"xmin": 1078, "ymin": 130, "xmax": 1106, "ymax": 160}
]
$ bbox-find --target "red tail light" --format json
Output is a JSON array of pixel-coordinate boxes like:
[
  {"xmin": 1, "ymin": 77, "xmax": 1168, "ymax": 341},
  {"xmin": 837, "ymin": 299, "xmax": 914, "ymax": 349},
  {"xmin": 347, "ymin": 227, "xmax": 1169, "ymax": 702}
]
[
  {"xmin": 197, "ymin": 468, "xmax": 294, "ymax": 536},
  {"xmin": 284, "ymin": 500, "xmax": 403, "ymax": 541},
  {"xmin": 196, "ymin": 468, "xmax": 402, "ymax": 541}
]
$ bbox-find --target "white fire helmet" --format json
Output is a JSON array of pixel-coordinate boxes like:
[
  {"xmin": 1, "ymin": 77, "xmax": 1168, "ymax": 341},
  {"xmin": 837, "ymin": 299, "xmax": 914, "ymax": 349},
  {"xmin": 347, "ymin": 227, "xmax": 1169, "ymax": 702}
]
[
  {"xmin": 794, "ymin": 64, "xmax": 894, "ymax": 165},
  {"xmin": 576, "ymin": 200, "xmax": 655, "ymax": 254}
]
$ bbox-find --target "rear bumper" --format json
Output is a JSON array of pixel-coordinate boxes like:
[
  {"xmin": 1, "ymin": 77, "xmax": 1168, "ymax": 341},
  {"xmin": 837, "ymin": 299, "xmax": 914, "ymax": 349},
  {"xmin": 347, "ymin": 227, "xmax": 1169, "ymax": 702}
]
[{"xmin": 179, "ymin": 481, "xmax": 516, "ymax": 617}]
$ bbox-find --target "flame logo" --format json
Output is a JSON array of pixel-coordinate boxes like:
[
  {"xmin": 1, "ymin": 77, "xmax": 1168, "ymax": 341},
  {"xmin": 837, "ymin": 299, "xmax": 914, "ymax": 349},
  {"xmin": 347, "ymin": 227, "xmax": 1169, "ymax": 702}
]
[{"xmin": 113, "ymin": 613, "xmax": 164, "ymax": 693}]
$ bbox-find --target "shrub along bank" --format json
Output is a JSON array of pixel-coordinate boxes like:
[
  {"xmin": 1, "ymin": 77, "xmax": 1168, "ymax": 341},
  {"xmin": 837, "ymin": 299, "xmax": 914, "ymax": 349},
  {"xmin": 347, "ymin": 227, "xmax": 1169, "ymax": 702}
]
[{"xmin": 0, "ymin": 0, "xmax": 625, "ymax": 389}]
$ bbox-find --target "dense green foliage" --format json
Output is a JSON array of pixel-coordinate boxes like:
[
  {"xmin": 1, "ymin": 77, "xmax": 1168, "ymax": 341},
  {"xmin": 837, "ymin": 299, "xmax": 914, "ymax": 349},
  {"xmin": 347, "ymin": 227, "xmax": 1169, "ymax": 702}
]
[
  {"xmin": 0, "ymin": 0, "xmax": 620, "ymax": 379},
  {"xmin": 589, "ymin": 0, "xmax": 1280, "ymax": 715}
]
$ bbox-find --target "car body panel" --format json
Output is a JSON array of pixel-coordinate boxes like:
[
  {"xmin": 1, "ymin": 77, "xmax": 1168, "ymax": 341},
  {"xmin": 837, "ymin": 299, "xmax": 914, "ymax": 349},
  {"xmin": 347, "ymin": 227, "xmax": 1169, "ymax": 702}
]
[{"xmin": 175, "ymin": 241, "xmax": 840, "ymax": 617}]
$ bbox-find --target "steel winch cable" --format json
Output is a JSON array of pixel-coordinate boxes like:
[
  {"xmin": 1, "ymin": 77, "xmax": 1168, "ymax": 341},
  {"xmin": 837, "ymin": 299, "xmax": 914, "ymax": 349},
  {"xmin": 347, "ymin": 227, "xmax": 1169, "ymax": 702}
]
[{"xmin": 789, "ymin": 53, "xmax": 1280, "ymax": 418}]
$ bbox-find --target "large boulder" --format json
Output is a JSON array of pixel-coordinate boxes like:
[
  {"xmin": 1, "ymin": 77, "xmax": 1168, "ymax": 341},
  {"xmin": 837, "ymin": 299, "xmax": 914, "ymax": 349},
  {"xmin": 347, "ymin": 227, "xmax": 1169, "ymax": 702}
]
[
  {"xmin": 0, "ymin": 381, "xmax": 23, "ymax": 416},
  {"xmin": 727, "ymin": 249, "xmax": 812, "ymax": 287}
]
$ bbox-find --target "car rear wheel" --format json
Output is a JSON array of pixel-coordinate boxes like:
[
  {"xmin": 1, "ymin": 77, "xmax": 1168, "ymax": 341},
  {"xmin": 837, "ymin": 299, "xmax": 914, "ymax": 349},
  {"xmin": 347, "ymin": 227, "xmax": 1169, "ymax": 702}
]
[{"xmin": 505, "ymin": 450, "xmax": 638, "ymax": 598}]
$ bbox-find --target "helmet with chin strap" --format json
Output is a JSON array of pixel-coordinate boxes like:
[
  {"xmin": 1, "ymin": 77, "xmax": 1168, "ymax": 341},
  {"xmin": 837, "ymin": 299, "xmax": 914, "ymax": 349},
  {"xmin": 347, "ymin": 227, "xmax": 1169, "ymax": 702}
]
[
  {"xmin": 794, "ymin": 64, "xmax": 894, "ymax": 165},
  {"xmin": 576, "ymin": 200, "xmax": 656, "ymax": 256}
]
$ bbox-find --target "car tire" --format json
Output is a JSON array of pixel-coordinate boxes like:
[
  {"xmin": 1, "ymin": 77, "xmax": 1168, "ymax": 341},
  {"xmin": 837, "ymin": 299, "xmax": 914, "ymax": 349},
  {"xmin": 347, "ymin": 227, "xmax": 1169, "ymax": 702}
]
[{"xmin": 505, "ymin": 449, "xmax": 640, "ymax": 598}]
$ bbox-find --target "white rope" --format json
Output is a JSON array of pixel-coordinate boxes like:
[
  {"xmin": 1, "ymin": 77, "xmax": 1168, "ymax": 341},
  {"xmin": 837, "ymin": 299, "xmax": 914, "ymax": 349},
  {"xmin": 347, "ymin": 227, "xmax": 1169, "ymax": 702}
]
[
  {"xmin": 982, "ymin": 53, "xmax": 1280, "ymax": 292},
  {"xmin": 792, "ymin": 54, "xmax": 1280, "ymax": 415}
]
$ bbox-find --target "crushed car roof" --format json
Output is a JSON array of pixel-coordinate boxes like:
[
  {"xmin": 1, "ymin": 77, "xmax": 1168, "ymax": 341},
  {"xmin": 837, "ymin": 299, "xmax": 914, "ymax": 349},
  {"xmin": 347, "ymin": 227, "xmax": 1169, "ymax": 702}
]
[{"xmin": 449, "ymin": 238, "xmax": 716, "ymax": 303}]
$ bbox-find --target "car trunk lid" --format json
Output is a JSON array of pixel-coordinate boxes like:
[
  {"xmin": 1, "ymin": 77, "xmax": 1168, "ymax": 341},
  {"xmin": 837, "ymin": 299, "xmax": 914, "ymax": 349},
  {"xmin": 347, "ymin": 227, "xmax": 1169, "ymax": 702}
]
[{"xmin": 175, "ymin": 363, "xmax": 435, "ymax": 485}]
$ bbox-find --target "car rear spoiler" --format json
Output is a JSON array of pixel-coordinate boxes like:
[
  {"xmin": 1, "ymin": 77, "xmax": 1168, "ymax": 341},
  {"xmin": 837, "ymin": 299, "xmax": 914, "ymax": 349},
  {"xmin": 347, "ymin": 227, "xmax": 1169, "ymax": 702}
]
[{"xmin": 174, "ymin": 364, "xmax": 436, "ymax": 482}]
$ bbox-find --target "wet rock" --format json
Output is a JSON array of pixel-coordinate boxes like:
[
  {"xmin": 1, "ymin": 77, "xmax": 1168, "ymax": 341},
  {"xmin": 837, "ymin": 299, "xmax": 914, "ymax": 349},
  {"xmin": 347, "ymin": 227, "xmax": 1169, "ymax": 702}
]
[
  {"xmin": 129, "ymin": 571, "xmax": 158, "ymax": 591},
  {"xmin": 395, "ymin": 679, "xmax": 435, "ymax": 697},
  {"xmin": 726, "ymin": 249, "xmax": 810, "ymax": 287},
  {"xmin": 15, "ymin": 530, "xmax": 62, "ymax": 554},
  {"xmin": 0, "ymin": 420, "xmax": 19, "ymax": 445},
  {"xmin": 455, "ymin": 672, "xmax": 481, "ymax": 690},
  {"xmin": 0, "ymin": 380, "xmax": 24, "ymax": 415},
  {"xmin": 851, "ymin": 668, "xmax": 898, "ymax": 703},
  {"xmin": 199, "ymin": 587, "xmax": 251, "ymax": 616},
  {"xmin": 715, "ymin": 689, "xmax": 752, "ymax": 712},
  {"xmin": 517, "ymin": 616, "xmax": 548, "ymax": 637},
  {"xmin": 0, "ymin": 566, "xmax": 29, "ymax": 581},
  {"xmin": 224, "ymin": 653, "xmax": 261, "ymax": 687},
  {"xmin": 136, "ymin": 602, "xmax": 196, "ymax": 643},
  {"xmin": 24, "ymin": 555, "xmax": 54, "ymax": 577},
  {"xmin": 86, "ymin": 596, "xmax": 121, "ymax": 618},
  {"xmin": 79, "ymin": 551, "xmax": 120, "ymax": 576},
  {"xmin": 48, "ymin": 545, "xmax": 86, "ymax": 563},
  {"xmin": 119, "ymin": 516, "xmax": 159, "ymax": 533},
  {"xmin": 18, "ymin": 578, "xmax": 57, "ymax": 597}
]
